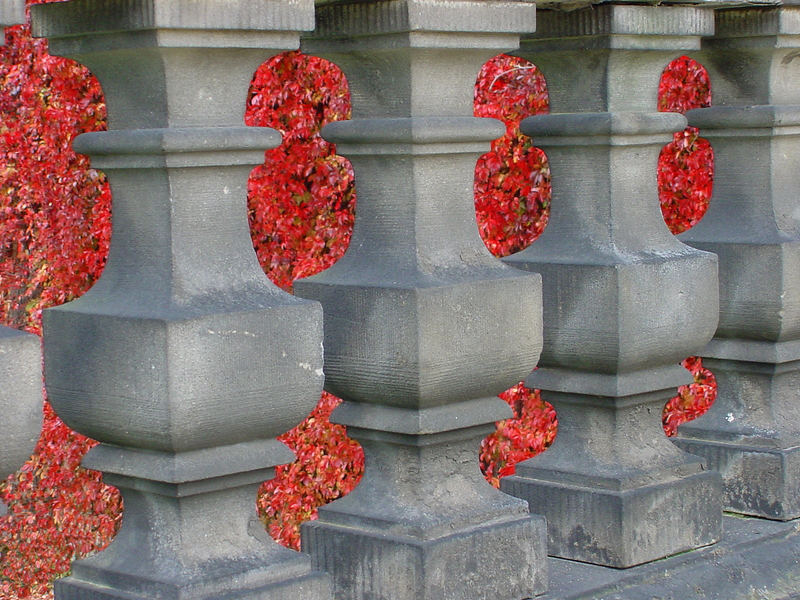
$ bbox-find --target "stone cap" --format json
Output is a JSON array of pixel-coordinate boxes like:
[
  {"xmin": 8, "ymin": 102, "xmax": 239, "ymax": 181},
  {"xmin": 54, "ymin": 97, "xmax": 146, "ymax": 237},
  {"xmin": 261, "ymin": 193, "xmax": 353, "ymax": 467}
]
[
  {"xmin": 32, "ymin": 0, "xmax": 314, "ymax": 38},
  {"xmin": 688, "ymin": 105, "xmax": 800, "ymax": 130},
  {"xmin": 312, "ymin": 0, "xmax": 536, "ymax": 37},
  {"xmin": 713, "ymin": 3, "xmax": 800, "ymax": 36},
  {"xmin": 530, "ymin": 3, "xmax": 716, "ymax": 39},
  {"xmin": 0, "ymin": 0, "xmax": 24, "ymax": 29},
  {"xmin": 73, "ymin": 127, "xmax": 283, "ymax": 168},
  {"xmin": 521, "ymin": 112, "xmax": 686, "ymax": 143},
  {"xmin": 536, "ymin": 0, "xmax": 779, "ymax": 11}
]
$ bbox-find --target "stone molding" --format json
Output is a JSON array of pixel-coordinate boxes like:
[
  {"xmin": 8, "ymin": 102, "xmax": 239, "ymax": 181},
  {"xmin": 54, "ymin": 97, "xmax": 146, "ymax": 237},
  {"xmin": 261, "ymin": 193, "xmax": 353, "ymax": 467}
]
[
  {"xmin": 313, "ymin": 0, "xmax": 536, "ymax": 37},
  {"xmin": 31, "ymin": 0, "xmax": 315, "ymax": 37}
]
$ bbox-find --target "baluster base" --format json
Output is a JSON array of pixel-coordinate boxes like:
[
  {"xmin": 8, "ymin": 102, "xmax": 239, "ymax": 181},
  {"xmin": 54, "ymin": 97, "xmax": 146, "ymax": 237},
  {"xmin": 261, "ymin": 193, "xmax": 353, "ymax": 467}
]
[
  {"xmin": 301, "ymin": 399, "xmax": 548, "ymax": 600},
  {"xmin": 503, "ymin": 366, "xmax": 722, "ymax": 568},
  {"xmin": 502, "ymin": 467, "xmax": 721, "ymax": 569},
  {"xmin": 675, "ymin": 438, "xmax": 800, "ymax": 522},
  {"xmin": 54, "ymin": 442, "xmax": 332, "ymax": 600},
  {"xmin": 675, "ymin": 342, "xmax": 800, "ymax": 520}
]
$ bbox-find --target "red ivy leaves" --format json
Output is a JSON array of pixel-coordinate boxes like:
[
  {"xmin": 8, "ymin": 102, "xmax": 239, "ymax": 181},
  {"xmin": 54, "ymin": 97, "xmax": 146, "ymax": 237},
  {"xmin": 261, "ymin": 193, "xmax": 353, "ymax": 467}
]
[
  {"xmin": 0, "ymin": 403, "xmax": 121, "ymax": 600},
  {"xmin": 656, "ymin": 57, "xmax": 717, "ymax": 433},
  {"xmin": 257, "ymin": 391, "xmax": 364, "ymax": 550},
  {"xmin": 657, "ymin": 56, "xmax": 714, "ymax": 235},
  {"xmin": 474, "ymin": 55, "xmax": 550, "ymax": 258},
  {"xmin": 664, "ymin": 356, "xmax": 717, "ymax": 436},
  {"xmin": 480, "ymin": 384, "xmax": 557, "ymax": 488},
  {"xmin": 0, "ymin": 22, "xmax": 109, "ymax": 334},
  {"xmin": 246, "ymin": 51, "xmax": 355, "ymax": 293}
]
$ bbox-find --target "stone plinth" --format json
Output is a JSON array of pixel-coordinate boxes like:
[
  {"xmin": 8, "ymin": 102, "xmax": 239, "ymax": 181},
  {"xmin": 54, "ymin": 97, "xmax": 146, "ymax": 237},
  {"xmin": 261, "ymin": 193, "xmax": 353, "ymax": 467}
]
[
  {"xmin": 505, "ymin": 7, "xmax": 723, "ymax": 568},
  {"xmin": 674, "ymin": 6, "xmax": 800, "ymax": 520},
  {"xmin": 297, "ymin": 2, "xmax": 548, "ymax": 598},
  {"xmin": 31, "ymin": 1, "xmax": 332, "ymax": 598}
]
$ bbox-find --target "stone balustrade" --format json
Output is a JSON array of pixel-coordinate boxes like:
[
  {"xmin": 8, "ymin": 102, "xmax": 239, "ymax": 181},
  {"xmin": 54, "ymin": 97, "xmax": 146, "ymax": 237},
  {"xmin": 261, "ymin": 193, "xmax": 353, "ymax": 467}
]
[{"xmin": 0, "ymin": 0, "xmax": 795, "ymax": 598}]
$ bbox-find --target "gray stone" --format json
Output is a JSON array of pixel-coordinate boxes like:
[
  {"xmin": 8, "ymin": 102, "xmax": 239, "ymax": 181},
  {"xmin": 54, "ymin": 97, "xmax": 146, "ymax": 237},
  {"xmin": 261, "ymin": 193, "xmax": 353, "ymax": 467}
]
[
  {"xmin": 506, "ymin": 13, "xmax": 723, "ymax": 566},
  {"xmin": 674, "ymin": 8, "xmax": 800, "ymax": 520},
  {"xmin": 296, "ymin": 2, "xmax": 548, "ymax": 598},
  {"xmin": 519, "ymin": 4, "xmax": 714, "ymax": 113},
  {"xmin": 0, "ymin": 0, "xmax": 24, "ymax": 32},
  {"xmin": 31, "ymin": 1, "xmax": 332, "ymax": 597},
  {"xmin": 541, "ymin": 514, "xmax": 800, "ymax": 600},
  {"xmin": 0, "ymin": 326, "xmax": 42, "ymax": 517}
]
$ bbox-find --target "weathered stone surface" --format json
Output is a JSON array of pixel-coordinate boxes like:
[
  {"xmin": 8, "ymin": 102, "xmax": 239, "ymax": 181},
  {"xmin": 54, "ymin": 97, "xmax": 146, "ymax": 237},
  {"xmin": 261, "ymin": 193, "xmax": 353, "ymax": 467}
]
[
  {"xmin": 32, "ymin": 1, "xmax": 332, "ymax": 597},
  {"xmin": 0, "ymin": 0, "xmax": 24, "ymax": 33},
  {"xmin": 519, "ymin": 4, "xmax": 713, "ymax": 113},
  {"xmin": 674, "ymin": 8, "xmax": 800, "ymax": 520},
  {"xmin": 535, "ymin": 0, "xmax": 777, "ymax": 12},
  {"xmin": 542, "ymin": 514, "xmax": 800, "ymax": 600},
  {"xmin": 303, "ymin": 422, "xmax": 546, "ymax": 600},
  {"xmin": 502, "ymin": 372, "xmax": 721, "ymax": 567},
  {"xmin": 507, "ymin": 8, "xmax": 723, "ymax": 567},
  {"xmin": 0, "ymin": 326, "xmax": 42, "ymax": 517},
  {"xmin": 297, "ymin": 2, "xmax": 547, "ymax": 598}
]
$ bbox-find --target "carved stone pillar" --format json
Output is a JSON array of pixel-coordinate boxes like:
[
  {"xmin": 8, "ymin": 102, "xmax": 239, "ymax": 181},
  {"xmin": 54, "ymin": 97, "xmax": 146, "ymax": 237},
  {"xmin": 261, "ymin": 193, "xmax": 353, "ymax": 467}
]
[
  {"xmin": 0, "ymin": 0, "xmax": 42, "ymax": 519},
  {"xmin": 675, "ymin": 6, "xmax": 800, "ymax": 521},
  {"xmin": 502, "ymin": 3, "xmax": 723, "ymax": 568},
  {"xmin": 295, "ymin": 2, "xmax": 548, "ymax": 599},
  {"xmin": 31, "ymin": 1, "xmax": 332, "ymax": 598}
]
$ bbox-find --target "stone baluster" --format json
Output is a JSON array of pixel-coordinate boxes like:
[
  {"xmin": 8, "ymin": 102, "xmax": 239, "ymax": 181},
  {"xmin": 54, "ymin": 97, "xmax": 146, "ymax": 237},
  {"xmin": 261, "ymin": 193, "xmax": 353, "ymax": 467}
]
[
  {"xmin": 502, "ymin": 2, "xmax": 723, "ymax": 568},
  {"xmin": 295, "ymin": 1, "xmax": 547, "ymax": 599},
  {"xmin": 674, "ymin": 5, "xmax": 800, "ymax": 521},
  {"xmin": 30, "ymin": 1, "xmax": 332, "ymax": 599},
  {"xmin": 0, "ymin": 0, "xmax": 42, "ymax": 519}
]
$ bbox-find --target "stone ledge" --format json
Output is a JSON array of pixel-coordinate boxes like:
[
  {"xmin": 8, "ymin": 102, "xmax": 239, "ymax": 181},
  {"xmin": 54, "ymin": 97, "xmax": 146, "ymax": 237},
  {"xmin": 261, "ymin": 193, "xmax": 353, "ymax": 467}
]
[
  {"xmin": 31, "ymin": 0, "xmax": 315, "ymax": 37},
  {"xmin": 542, "ymin": 514, "xmax": 800, "ymax": 600},
  {"xmin": 533, "ymin": 4, "xmax": 714, "ymax": 38},
  {"xmin": 312, "ymin": 0, "xmax": 537, "ymax": 37}
]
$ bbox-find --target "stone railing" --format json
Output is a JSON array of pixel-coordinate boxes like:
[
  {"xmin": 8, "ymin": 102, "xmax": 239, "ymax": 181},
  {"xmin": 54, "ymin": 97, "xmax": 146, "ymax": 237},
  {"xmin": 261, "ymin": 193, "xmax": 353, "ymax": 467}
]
[{"xmin": 0, "ymin": 0, "xmax": 798, "ymax": 598}]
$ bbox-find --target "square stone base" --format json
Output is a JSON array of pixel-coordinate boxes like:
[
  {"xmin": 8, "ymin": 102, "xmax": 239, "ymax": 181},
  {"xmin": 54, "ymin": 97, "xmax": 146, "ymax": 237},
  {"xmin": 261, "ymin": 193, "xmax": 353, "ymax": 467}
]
[
  {"xmin": 302, "ymin": 513, "xmax": 548, "ymax": 600},
  {"xmin": 542, "ymin": 514, "xmax": 800, "ymax": 600},
  {"xmin": 501, "ymin": 470, "xmax": 722, "ymax": 568},
  {"xmin": 674, "ymin": 437, "xmax": 800, "ymax": 520},
  {"xmin": 54, "ymin": 559, "xmax": 332, "ymax": 600}
]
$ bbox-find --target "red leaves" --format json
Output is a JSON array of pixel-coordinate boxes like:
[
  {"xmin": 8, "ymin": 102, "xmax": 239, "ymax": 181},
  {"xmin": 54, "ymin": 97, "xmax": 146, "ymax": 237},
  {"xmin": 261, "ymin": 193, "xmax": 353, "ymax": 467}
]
[
  {"xmin": 480, "ymin": 383, "xmax": 557, "ymax": 488},
  {"xmin": 0, "ymin": 23, "xmax": 109, "ymax": 334},
  {"xmin": 657, "ymin": 56, "xmax": 714, "ymax": 234},
  {"xmin": 474, "ymin": 55, "xmax": 550, "ymax": 258},
  {"xmin": 246, "ymin": 51, "xmax": 354, "ymax": 293},
  {"xmin": 0, "ymin": 402, "xmax": 121, "ymax": 599},
  {"xmin": 257, "ymin": 392, "xmax": 364, "ymax": 550},
  {"xmin": 663, "ymin": 356, "xmax": 717, "ymax": 437}
]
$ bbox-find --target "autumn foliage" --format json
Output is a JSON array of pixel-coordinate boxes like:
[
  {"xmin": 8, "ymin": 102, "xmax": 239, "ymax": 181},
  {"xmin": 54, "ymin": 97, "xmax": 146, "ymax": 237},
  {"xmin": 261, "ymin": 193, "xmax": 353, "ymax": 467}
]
[{"xmin": 0, "ymin": 7, "xmax": 715, "ymax": 596}]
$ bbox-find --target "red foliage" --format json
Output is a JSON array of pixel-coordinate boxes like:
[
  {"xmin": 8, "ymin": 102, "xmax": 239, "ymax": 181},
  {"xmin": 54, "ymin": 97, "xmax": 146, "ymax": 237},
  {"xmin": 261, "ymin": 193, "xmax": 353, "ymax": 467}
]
[
  {"xmin": 0, "ymin": 16, "xmax": 717, "ymax": 593},
  {"xmin": 0, "ymin": 23, "xmax": 109, "ymax": 333},
  {"xmin": 0, "ymin": 403, "xmax": 120, "ymax": 599},
  {"xmin": 474, "ymin": 55, "xmax": 550, "ymax": 257},
  {"xmin": 480, "ymin": 384, "xmax": 557, "ymax": 488},
  {"xmin": 663, "ymin": 356, "xmax": 717, "ymax": 437},
  {"xmin": 245, "ymin": 51, "xmax": 355, "ymax": 293},
  {"xmin": 257, "ymin": 391, "xmax": 364, "ymax": 550},
  {"xmin": 656, "ymin": 56, "xmax": 717, "ymax": 433},
  {"xmin": 657, "ymin": 56, "xmax": 714, "ymax": 235}
]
